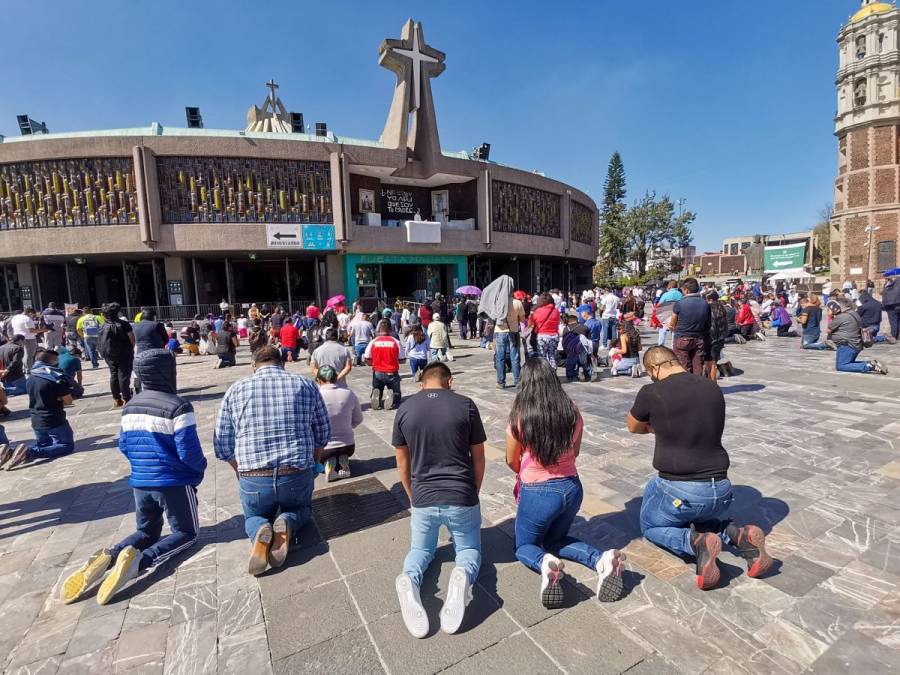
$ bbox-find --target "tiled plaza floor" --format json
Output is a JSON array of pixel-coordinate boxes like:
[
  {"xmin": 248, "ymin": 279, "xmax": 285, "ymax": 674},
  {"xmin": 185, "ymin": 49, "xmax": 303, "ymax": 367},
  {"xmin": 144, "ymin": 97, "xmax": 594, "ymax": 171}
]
[{"xmin": 1, "ymin": 332, "xmax": 899, "ymax": 674}]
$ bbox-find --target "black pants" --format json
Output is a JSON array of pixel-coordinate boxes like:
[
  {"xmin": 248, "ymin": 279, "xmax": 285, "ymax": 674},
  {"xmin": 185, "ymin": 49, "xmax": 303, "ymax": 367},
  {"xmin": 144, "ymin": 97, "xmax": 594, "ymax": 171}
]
[
  {"xmin": 739, "ymin": 324, "xmax": 755, "ymax": 339},
  {"xmin": 108, "ymin": 358, "xmax": 133, "ymax": 402},
  {"xmin": 372, "ymin": 371, "xmax": 402, "ymax": 408},
  {"xmin": 888, "ymin": 306, "xmax": 900, "ymax": 339}
]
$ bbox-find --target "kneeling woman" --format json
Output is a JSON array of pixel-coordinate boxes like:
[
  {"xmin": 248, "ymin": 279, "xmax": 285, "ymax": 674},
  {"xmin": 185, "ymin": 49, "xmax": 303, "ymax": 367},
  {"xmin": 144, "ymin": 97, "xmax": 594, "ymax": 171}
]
[
  {"xmin": 505, "ymin": 359, "xmax": 626, "ymax": 608},
  {"xmin": 316, "ymin": 366, "xmax": 363, "ymax": 481}
]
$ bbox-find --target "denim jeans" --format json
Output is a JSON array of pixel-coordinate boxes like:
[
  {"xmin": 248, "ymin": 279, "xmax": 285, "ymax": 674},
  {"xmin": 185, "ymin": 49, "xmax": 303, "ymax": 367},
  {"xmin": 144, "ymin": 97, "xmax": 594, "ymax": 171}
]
[
  {"xmin": 354, "ymin": 341, "xmax": 368, "ymax": 365},
  {"xmin": 29, "ymin": 422, "xmax": 75, "ymax": 460},
  {"xmin": 1, "ymin": 376, "xmax": 27, "ymax": 396},
  {"xmin": 515, "ymin": 476, "xmax": 601, "ymax": 572},
  {"xmin": 409, "ymin": 357, "xmax": 428, "ymax": 378},
  {"xmin": 238, "ymin": 468, "xmax": 314, "ymax": 541},
  {"xmin": 801, "ymin": 328, "xmax": 829, "ymax": 350},
  {"xmin": 0, "ymin": 424, "xmax": 8, "ymax": 446},
  {"xmin": 372, "ymin": 371, "xmax": 402, "ymax": 407},
  {"xmin": 835, "ymin": 345, "xmax": 871, "ymax": 373},
  {"xmin": 403, "ymin": 503, "xmax": 482, "ymax": 586},
  {"xmin": 537, "ymin": 335, "xmax": 558, "ymax": 368},
  {"xmin": 657, "ymin": 326, "xmax": 669, "ymax": 346},
  {"xmin": 218, "ymin": 353, "xmax": 236, "ymax": 367},
  {"xmin": 639, "ymin": 476, "xmax": 733, "ymax": 556},
  {"xmin": 600, "ymin": 318, "xmax": 617, "ymax": 348},
  {"xmin": 83, "ymin": 338, "xmax": 99, "ymax": 368},
  {"xmin": 429, "ymin": 347, "xmax": 447, "ymax": 362},
  {"xmin": 612, "ymin": 356, "xmax": 639, "ymax": 374},
  {"xmin": 494, "ymin": 332, "xmax": 521, "ymax": 386},
  {"xmin": 565, "ymin": 351, "xmax": 592, "ymax": 381},
  {"xmin": 111, "ymin": 485, "xmax": 199, "ymax": 571},
  {"xmin": 870, "ymin": 324, "xmax": 888, "ymax": 343}
]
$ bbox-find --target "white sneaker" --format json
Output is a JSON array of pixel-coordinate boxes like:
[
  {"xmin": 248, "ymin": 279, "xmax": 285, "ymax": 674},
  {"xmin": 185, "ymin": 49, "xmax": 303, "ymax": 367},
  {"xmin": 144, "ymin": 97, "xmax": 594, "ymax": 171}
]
[
  {"xmin": 596, "ymin": 549, "xmax": 626, "ymax": 602},
  {"xmin": 440, "ymin": 567, "xmax": 473, "ymax": 634},
  {"xmin": 540, "ymin": 554, "xmax": 565, "ymax": 609},
  {"xmin": 631, "ymin": 364, "xmax": 641, "ymax": 378},
  {"xmin": 395, "ymin": 573, "xmax": 429, "ymax": 638}
]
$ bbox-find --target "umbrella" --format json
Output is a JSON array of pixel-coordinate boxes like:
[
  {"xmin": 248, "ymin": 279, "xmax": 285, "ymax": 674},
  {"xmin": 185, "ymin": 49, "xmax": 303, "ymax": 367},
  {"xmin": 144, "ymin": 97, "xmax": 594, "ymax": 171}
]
[
  {"xmin": 325, "ymin": 294, "xmax": 346, "ymax": 308},
  {"xmin": 885, "ymin": 267, "xmax": 900, "ymax": 277},
  {"xmin": 455, "ymin": 285, "xmax": 481, "ymax": 296}
]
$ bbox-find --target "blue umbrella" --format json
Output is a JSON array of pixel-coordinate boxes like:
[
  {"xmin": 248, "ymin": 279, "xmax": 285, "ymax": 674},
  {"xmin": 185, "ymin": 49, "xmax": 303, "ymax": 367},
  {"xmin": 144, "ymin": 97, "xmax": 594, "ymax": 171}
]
[{"xmin": 884, "ymin": 267, "xmax": 900, "ymax": 277}]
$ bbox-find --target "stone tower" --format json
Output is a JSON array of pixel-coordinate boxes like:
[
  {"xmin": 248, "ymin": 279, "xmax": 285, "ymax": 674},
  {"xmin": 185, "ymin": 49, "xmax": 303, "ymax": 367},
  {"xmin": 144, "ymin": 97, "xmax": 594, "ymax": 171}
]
[{"xmin": 831, "ymin": 1, "xmax": 900, "ymax": 286}]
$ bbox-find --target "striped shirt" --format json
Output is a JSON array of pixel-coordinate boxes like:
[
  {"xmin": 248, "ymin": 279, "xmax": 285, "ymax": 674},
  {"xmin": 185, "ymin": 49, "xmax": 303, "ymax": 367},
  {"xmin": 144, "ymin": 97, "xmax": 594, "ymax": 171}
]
[{"xmin": 213, "ymin": 365, "xmax": 331, "ymax": 471}]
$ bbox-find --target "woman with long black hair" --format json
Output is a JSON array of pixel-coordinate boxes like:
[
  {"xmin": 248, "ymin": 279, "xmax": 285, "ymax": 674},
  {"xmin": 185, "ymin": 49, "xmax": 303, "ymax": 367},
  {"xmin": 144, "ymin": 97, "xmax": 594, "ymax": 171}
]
[{"xmin": 505, "ymin": 359, "xmax": 626, "ymax": 608}]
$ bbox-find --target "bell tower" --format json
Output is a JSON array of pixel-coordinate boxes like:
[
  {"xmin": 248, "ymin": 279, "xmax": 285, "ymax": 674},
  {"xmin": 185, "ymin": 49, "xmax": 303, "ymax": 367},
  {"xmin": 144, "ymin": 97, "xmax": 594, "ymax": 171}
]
[{"xmin": 831, "ymin": 1, "xmax": 900, "ymax": 285}]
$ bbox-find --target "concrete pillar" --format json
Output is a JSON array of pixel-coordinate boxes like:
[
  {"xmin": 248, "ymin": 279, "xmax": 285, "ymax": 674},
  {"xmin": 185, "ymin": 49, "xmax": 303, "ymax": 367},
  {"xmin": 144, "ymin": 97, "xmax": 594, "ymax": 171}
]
[
  {"xmin": 133, "ymin": 146, "xmax": 162, "ymax": 246},
  {"xmin": 478, "ymin": 169, "xmax": 492, "ymax": 246},
  {"xmin": 561, "ymin": 190, "xmax": 572, "ymax": 256},
  {"xmin": 151, "ymin": 258, "xmax": 161, "ymax": 312},
  {"xmin": 64, "ymin": 263, "xmax": 72, "ymax": 303},
  {"xmin": 325, "ymin": 254, "xmax": 345, "ymax": 298},
  {"xmin": 164, "ymin": 257, "xmax": 192, "ymax": 304},
  {"xmin": 225, "ymin": 258, "xmax": 235, "ymax": 304},
  {"xmin": 331, "ymin": 152, "xmax": 351, "ymax": 244},
  {"xmin": 285, "ymin": 258, "xmax": 292, "ymax": 311}
]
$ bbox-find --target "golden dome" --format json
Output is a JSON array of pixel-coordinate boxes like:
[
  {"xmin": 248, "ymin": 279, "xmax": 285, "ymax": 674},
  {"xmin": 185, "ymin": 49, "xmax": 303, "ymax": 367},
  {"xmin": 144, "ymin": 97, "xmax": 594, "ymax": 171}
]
[{"xmin": 851, "ymin": 2, "xmax": 895, "ymax": 23}]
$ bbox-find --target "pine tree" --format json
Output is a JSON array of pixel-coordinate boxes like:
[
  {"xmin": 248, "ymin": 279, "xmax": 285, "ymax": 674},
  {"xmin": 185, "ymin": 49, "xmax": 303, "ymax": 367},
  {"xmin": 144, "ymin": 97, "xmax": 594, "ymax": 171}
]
[{"xmin": 597, "ymin": 152, "xmax": 627, "ymax": 277}]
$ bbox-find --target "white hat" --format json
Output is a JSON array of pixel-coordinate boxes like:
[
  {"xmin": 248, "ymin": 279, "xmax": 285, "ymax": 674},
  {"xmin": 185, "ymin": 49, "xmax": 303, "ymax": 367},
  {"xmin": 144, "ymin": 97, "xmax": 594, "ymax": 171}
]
[{"xmin": 843, "ymin": 281, "xmax": 853, "ymax": 290}]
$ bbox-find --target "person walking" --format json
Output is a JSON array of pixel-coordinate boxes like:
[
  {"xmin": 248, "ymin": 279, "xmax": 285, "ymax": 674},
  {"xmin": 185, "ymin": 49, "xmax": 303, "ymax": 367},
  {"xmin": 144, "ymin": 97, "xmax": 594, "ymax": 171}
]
[
  {"xmin": 214, "ymin": 346, "xmax": 331, "ymax": 576},
  {"xmin": 98, "ymin": 303, "xmax": 135, "ymax": 408},
  {"xmin": 11, "ymin": 308, "xmax": 46, "ymax": 373},
  {"xmin": 393, "ymin": 362, "xmax": 486, "ymax": 638},
  {"xmin": 316, "ymin": 365, "xmax": 363, "ymax": 482},
  {"xmin": 426, "ymin": 313, "xmax": 450, "ymax": 362},
  {"xmin": 348, "ymin": 312, "xmax": 375, "ymax": 366},
  {"xmin": 704, "ymin": 292, "xmax": 729, "ymax": 382},
  {"xmin": 4, "ymin": 348, "xmax": 84, "ymax": 470},
  {"xmin": 60, "ymin": 349, "xmax": 206, "ymax": 604},
  {"xmin": 41, "ymin": 302, "xmax": 66, "ymax": 350},
  {"xmin": 656, "ymin": 282, "xmax": 683, "ymax": 346},
  {"xmin": 668, "ymin": 278, "xmax": 710, "ymax": 375},
  {"xmin": 627, "ymin": 346, "xmax": 774, "ymax": 590},
  {"xmin": 76, "ymin": 307, "xmax": 103, "ymax": 369},
  {"xmin": 480, "ymin": 275, "xmax": 525, "ymax": 389},
  {"xmin": 364, "ymin": 319, "xmax": 406, "ymax": 410},
  {"xmin": 827, "ymin": 299, "xmax": 889, "ymax": 374},
  {"xmin": 506, "ymin": 359, "xmax": 625, "ymax": 608}
]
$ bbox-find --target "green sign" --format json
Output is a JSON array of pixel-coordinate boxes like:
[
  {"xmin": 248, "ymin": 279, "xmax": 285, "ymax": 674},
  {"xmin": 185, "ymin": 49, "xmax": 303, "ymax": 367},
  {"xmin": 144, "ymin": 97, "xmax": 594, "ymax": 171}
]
[{"xmin": 764, "ymin": 243, "xmax": 806, "ymax": 272}]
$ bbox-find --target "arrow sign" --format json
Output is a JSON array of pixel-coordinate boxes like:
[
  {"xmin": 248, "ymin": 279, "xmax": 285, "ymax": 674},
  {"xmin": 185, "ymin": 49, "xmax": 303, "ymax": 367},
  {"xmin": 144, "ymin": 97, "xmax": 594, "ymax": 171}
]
[
  {"xmin": 273, "ymin": 232, "xmax": 297, "ymax": 240},
  {"xmin": 267, "ymin": 224, "xmax": 302, "ymax": 248}
]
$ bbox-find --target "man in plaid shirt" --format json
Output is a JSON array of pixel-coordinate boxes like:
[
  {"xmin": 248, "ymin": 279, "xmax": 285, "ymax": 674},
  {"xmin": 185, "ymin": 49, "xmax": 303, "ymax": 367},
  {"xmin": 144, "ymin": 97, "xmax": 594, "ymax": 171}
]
[{"xmin": 214, "ymin": 346, "xmax": 331, "ymax": 576}]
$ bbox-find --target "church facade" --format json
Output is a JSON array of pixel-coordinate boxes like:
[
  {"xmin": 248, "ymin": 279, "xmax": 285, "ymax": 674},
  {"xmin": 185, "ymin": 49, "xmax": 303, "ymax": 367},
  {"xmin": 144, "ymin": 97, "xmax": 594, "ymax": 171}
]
[{"xmin": 0, "ymin": 20, "xmax": 597, "ymax": 314}]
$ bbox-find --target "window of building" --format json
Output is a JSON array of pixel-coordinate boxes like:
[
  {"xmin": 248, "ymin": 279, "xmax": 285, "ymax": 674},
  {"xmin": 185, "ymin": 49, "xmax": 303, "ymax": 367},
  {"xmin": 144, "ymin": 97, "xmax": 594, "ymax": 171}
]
[
  {"xmin": 878, "ymin": 33, "xmax": 885, "ymax": 52},
  {"xmin": 740, "ymin": 242, "xmax": 751, "ymax": 251},
  {"xmin": 857, "ymin": 35, "xmax": 867, "ymax": 60},
  {"xmin": 855, "ymin": 78, "xmax": 868, "ymax": 106},
  {"xmin": 877, "ymin": 240, "xmax": 896, "ymax": 272},
  {"xmin": 730, "ymin": 243, "xmax": 739, "ymax": 255}
]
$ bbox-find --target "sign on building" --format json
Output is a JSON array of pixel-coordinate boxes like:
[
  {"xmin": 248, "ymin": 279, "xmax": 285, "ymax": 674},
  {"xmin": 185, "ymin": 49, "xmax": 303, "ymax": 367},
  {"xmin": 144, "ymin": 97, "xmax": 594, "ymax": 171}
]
[
  {"xmin": 302, "ymin": 224, "xmax": 337, "ymax": 250},
  {"xmin": 763, "ymin": 243, "xmax": 807, "ymax": 272},
  {"xmin": 266, "ymin": 224, "xmax": 303, "ymax": 248},
  {"xmin": 267, "ymin": 223, "xmax": 336, "ymax": 250}
]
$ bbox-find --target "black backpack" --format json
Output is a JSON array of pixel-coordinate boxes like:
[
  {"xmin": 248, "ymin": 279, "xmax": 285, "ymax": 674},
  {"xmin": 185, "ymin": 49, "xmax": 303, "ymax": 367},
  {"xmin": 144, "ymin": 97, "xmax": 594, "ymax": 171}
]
[{"xmin": 98, "ymin": 320, "xmax": 130, "ymax": 362}]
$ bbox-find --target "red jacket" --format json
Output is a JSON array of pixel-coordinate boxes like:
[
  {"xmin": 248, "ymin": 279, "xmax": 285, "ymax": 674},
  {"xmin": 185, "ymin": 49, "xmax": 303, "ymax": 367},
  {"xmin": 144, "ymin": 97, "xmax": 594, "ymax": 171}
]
[
  {"xmin": 364, "ymin": 335, "xmax": 405, "ymax": 373},
  {"xmin": 279, "ymin": 323, "xmax": 299, "ymax": 349},
  {"xmin": 736, "ymin": 304, "xmax": 755, "ymax": 326},
  {"xmin": 419, "ymin": 305, "xmax": 433, "ymax": 328}
]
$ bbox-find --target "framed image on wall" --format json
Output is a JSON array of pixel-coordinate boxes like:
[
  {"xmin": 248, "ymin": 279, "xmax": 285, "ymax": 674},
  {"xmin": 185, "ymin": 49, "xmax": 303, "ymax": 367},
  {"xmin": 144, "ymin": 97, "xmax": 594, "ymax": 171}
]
[{"xmin": 359, "ymin": 188, "xmax": 375, "ymax": 213}]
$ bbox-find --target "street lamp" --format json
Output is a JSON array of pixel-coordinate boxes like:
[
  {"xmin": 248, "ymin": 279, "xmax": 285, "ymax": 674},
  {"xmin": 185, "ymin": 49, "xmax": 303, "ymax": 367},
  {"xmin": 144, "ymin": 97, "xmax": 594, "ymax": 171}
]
[
  {"xmin": 865, "ymin": 224, "xmax": 881, "ymax": 280},
  {"xmin": 676, "ymin": 198, "xmax": 687, "ymax": 218}
]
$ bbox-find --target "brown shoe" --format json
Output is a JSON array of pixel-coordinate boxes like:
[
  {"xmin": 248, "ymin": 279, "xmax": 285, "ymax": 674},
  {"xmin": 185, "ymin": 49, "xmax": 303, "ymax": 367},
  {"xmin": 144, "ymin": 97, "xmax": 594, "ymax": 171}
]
[
  {"xmin": 112, "ymin": 399, "xmax": 124, "ymax": 410},
  {"xmin": 6, "ymin": 443, "xmax": 30, "ymax": 471},
  {"xmin": 248, "ymin": 523, "xmax": 273, "ymax": 576},
  {"xmin": 268, "ymin": 517, "xmax": 292, "ymax": 569}
]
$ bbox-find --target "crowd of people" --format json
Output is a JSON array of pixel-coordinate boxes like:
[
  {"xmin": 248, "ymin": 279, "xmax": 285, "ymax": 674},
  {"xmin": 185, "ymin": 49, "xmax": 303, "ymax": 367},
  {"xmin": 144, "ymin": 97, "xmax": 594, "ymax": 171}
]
[{"xmin": 0, "ymin": 268, "xmax": 895, "ymax": 633}]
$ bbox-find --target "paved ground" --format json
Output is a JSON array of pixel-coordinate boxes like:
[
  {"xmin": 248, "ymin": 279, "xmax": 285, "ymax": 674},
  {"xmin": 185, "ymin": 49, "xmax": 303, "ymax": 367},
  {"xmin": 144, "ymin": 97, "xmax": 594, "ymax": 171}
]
[{"xmin": 1, "ymin": 331, "xmax": 900, "ymax": 674}]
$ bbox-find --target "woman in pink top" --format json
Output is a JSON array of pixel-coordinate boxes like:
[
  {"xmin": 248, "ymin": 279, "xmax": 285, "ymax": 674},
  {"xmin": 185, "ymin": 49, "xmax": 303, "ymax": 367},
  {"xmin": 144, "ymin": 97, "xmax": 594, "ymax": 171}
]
[{"xmin": 505, "ymin": 359, "xmax": 626, "ymax": 608}]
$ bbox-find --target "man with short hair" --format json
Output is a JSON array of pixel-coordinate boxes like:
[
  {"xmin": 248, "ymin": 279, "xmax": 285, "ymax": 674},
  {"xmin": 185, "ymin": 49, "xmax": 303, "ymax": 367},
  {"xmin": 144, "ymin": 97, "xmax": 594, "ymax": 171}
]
[
  {"xmin": 133, "ymin": 307, "xmax": 168, "ymax": 353},
  {"xmin": 309, "ymin": 327, "xmax": 352, "ymax": 387},
  {"xmin": 0, "ymin": 335, "xmax": 27, "ymax": 396},
  {"xmin": 42, "ymin": 302, "xmax": 66, "ymax": 350},
  {"xmin": 279, "ymin": 318, "xmax": 300, "ymax": 362},
  {"xmin": 214, "ymin": 346, "xmax": 331, "ymax": 576},
  {"xmin": 99, "ymin": 303, "xmax": 136, "ymax": 407},
  {"xmin": 827, "ymin": 299, "xmax": 889, "ymax": 374},
  {"xmin": 364, "ymin": 319, "xmax": 406, "ymax": 410},
  {"xmin": 76, "ymin": 307, "xmax": 103, "ymax": 369},
  {"xmin": 11, "ymin": 308, "xmax": 46, "ymax": 373},
  {"xmin": 599, "ymin": 288, "xmax": 620, "ymax": 349},
  {"xmin": 668, "ymin": 277, "xmax": 710, "ymax": 375},
  {"xmin": 393, "ymin": 362, "xmax": 486, "ymax": 637},
  {"xmin": 627, "ymin": 346, "xmax": 773, "ymax": 590},
  {"xmin": 655, "ymin": 281, "xmax": 683, "ymax": 346},
  {"xmin": 883, "ymin": 272, "xmax": 900, "ymax": 340},
  {"xmin": 4, "ymin": 348, "xmax": 84, "ymax": 470},
  {"xmin": 60, "ymin": 349, "xmax": 205, "ymax": 604}
]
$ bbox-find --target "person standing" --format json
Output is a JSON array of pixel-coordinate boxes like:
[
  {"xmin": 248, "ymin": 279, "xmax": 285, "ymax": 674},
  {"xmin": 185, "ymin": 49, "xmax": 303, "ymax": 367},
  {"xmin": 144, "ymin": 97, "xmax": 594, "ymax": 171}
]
[
  {"xmin": 599, "ymin": 288, "xmax": 620, "ymax": 349},
  {"xmin": 214, "ymin": 346, "xmax": 331, "ymax": 576},
  {"xmin": 529, "ymin": 293, "xmax": 561, "ymax": 368},
  {"xmin": 426, "ymin": 313, "xmax": 450, "ymax": 362},
  {"xmin": 5, "ymin": 348, "xmax": 84, "ymax": 470},
  {"xmin": 827, "ymin": 299, "xmax": 889, "ymax": 374},
  {"xmin": 481, "ymin": 276, "xmax": 525, "ymax": 389},
  {"xmin": 393, "ymin": 362, "xmax": 486, "ymax": 637},
  {"xmin": 60, "ymin": 349, "xmax": 205, "ymax": 604},
  {"xmin": 667, "ymin": 278, "xmax": 710, "ymax": 375},
  {"xmin": 41, "ymin": 302, "xmax": 66, "ymax": 350},
  {"xmin": 364, "ymin": 319, "xmax": 406, "ymax": 410},
  {"xmin": 883, "ymin": 272, "xmax": 900, "ymax": 341},
  {"xmin": 0, "ymin": 335, "xmax": 27, "ymax": 396},
  {"xmin": 11, "ymin": 308, "xmax": 46, "ymax": 373},
  {"xmin": 76, "ymin": 307, "xmax": 103, "ymax": 369},
  {"xmin": 655, "ymin": 282, "xmax": 683, "ymax": 347},
  {"xmin": 316, "ymin": 365, "xmax": 363, "ymax": 482},
  {"xmin": 64, "ymin": 307, "xmax": 83, "ymax": 352},
  {"xmin": 627, "ymin": 346, "xmax": 774, "ymax": 590},
  {"xmin": 98, "ymin": 303, "xmax": 136, "ymax": 408},
  {"xmin": 506, "ymin": 359, "xmax": 625, "ymax": 608},
  {"xmin": 348, "ymin": 312, "xmax": 375, "ymax": 366}
]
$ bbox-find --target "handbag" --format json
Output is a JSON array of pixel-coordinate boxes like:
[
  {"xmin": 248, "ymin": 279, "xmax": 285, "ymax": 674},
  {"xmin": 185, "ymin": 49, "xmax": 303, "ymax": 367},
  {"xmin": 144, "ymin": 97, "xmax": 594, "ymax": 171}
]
[{"xmin": 513, "ymin": 452, "xmax": 534, "ymax": 504}]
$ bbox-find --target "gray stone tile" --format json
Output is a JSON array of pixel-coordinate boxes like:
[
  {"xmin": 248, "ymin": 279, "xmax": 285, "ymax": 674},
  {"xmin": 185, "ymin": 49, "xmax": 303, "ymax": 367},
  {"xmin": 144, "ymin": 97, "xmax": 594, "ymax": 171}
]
[
  {"xmin": 6, "ymin": 656, "xmax": 62, "ymax": 675},
  {"xmin": 327, "ymin": 516, "xmax": 411, "ymax": 576},
  {"xmin": 762, "ymin": 555, "xmax": 835, "ymax": 597},
  {"xmin": 441, "ymin": 632, "xmax": 558, "ymax": 674},
  {"xmin": 273, "ymin": 626, "xmax": 381, "ymax": 674},
  {"xmin": 809, "ymin": 629, "xmax": 898, "ymax": 672},
  {"xmin": 57, "ymin": 643, "xmax": 116, "ymax": 674},
  {"xmin": 218, "ymin": 622, "xmax": 273, "ymax": 675},
  {"xmin": 114, "ymin": 622, "xmax": 168, "ymax": 673},
  {"xmin": 64, "ymin": 608, "xmax": 126, "ymax": 660},
  {"xmin": 163, "ymin": 617, "xmax": 217, "ymax": 675}
]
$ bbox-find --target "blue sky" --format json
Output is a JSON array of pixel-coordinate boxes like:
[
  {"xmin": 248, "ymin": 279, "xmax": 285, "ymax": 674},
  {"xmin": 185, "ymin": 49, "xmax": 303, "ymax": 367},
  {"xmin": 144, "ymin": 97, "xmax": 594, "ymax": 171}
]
[{"xmin": 1, "ymin": 1, "xmax": 862, "ymax": 251}]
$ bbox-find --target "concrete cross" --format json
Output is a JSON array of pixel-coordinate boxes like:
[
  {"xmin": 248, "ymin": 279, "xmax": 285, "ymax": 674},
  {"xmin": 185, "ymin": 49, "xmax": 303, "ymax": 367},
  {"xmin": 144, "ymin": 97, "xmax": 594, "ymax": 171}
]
[
  {"xmin": 389, "ymin": 24, "xmax": 439, "ymax": 110},
  {"xmin": 266, "ymin": 79, "xmax": 279, "ymax": 103}
]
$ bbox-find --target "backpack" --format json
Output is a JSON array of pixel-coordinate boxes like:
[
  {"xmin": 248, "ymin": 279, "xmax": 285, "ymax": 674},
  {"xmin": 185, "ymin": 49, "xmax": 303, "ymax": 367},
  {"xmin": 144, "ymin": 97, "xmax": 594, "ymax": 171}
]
[
  {"xmin": 854, "ymin": 313, "xmax": 874, "ymax": 348},
  {"xmin": 81, "ymin": 315, "xmax": 101, "ymax": 338},
  {"xmin": 98, "ymin": 320, "xmax": 130, "ymax": 362},
  {"xmin": 562, "ymin": 330, "xmax": 583, "ymax": 358}
]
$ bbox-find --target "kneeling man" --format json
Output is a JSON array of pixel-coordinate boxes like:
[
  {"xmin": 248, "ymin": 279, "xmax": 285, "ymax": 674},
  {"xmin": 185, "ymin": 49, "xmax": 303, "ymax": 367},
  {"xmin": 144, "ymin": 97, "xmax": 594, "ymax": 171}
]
[{"xmin": 626, "ymin": 346, "xmax": 773, "ymax": 590}]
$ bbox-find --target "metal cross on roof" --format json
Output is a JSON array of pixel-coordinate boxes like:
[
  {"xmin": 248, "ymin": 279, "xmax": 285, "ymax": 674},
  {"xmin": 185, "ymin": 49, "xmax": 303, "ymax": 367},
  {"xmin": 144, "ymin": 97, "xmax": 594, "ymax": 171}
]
[{"xmin": 265, "ymin": 79, "xmax": 279, "ymax": 102}]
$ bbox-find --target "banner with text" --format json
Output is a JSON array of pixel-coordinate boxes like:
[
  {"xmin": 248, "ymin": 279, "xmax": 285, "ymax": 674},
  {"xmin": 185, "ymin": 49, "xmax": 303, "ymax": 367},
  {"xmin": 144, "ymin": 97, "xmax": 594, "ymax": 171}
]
[{"xmin": 764, "ymin": 243, "xmax": 806, "ymax": 272}]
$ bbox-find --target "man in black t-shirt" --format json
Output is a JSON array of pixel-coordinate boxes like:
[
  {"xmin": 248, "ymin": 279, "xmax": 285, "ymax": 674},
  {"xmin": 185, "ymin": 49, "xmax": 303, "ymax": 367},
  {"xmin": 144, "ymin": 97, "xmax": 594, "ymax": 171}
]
[
  {"xmin": 392, "ymin": 362, "xmax": 486, "ymax": 638},
  {"xmin": 626, "ymin": 346, "xmax": 773, "ymax": 590},
  {"xmin": 668, "ymin": 277, "xmax": 710, "ymax": 375}
]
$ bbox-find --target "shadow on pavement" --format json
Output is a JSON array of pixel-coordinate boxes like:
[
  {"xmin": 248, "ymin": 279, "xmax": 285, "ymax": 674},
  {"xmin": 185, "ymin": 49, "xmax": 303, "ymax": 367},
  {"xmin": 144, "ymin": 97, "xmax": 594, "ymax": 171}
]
[{"xmin": 720, "ymin": 383, "xmax": 766, "ymax": 395}]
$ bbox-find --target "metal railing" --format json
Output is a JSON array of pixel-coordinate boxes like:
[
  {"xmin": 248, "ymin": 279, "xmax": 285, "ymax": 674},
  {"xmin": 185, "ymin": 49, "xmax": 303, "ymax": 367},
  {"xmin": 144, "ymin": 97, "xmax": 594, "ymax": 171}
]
[{"xmin": 121, "ymin": 300, "xmax": 317, "ymax": 323}]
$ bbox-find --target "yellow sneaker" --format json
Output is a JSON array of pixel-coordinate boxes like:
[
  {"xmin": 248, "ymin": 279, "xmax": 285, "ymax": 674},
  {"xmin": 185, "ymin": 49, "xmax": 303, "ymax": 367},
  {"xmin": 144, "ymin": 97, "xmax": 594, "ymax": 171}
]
[
  {"xmin": 97, "ymin": 546, "xmax": 140, "ymax": 605},
  {"xmin": 61, "ymin": 549, "xmax": 112, "ymax": 604}
]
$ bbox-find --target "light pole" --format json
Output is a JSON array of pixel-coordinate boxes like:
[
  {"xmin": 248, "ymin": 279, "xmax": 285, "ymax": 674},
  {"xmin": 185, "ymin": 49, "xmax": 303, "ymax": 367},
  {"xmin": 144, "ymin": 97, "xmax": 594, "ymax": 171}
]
[
  {"xmin": 676, "ymin": 198, "xmax": 687, "ymax": 218},
  {"xmin": 865, "ymin": 224, "xmax": 881, "ymax": 280}
]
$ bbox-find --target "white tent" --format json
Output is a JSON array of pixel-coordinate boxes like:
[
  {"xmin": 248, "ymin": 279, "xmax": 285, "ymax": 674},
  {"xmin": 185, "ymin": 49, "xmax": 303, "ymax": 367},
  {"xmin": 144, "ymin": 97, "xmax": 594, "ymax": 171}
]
[{"xmin": 767, "ymin": 270, "xmax": 814, "ymax": 282}]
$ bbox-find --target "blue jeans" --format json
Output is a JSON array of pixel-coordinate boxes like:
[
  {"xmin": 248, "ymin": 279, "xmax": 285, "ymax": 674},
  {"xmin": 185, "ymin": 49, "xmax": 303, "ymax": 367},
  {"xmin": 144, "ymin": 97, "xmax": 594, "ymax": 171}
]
[
  {"xmin": 403, "ymin": 504, "xmax": 482, "ymax": 586},
  {"xmin": 238, "ymin": 469, "xmax": 314, "ymax": 541},
  {"xmin": 640, "ymin": 476, "xmax": 733, "ymax": 556},
  {"xmin": 612, "ymin": 356, "xmax": 639, "ymax": 374},
  {"xmin": 515, "ymin": 476, "xmax": 600, "ymax": 572},
  {"xmin": 657, "ymin": 326, "xmax": 669, "ymax": 346},
  {"xmin": 354, "ymin": 341, "xmax": 368, "ymax": 365},
  {"xmin": 801, "ymin": 328, "xmax": 829, "ymax": 350},
  {"xmin": 429, "ymin": 347, "xmax": 447, "ymax": 362},
  {"xmin": 409, "ymin": 357, "xmax": 428, "ymax": 378},
  {"xmin": 494, "ymin": 332, "xmax": 521, "ymax": 386},
  {"xmin": 111, "ymin": 485, "xmax": 199, "ymax": 571},
  {"xmin": 565, "ymin": 351, "xmax": 592, "ymax": 381},
  {"xmin": 0, "ymin": 424, "xmax": 7, "ymax": 446},
  {"xmin": 83, "ymin": 338, "xmax": 99, "ymax": 368},
  {"xmin": 600, "ymin": 318, "xmax": 617, "ymax": 348},
  {"xmin": 835, "ymin": 345, "xmax": 871, "ymax": 373},
  {"xmin": 870, "ymin": 324, "xmax": 888, "ymax": 343},
  {"xmin": 2, "ymin": 376, "xmax": 27, "ymax": 396},
  {"xmin": 29, "ymin": 423, "xmax": 75, "ymax": 460},
  {"xmin": 372, "ymin": 371, "xmax": 402, "ymax": 407}
]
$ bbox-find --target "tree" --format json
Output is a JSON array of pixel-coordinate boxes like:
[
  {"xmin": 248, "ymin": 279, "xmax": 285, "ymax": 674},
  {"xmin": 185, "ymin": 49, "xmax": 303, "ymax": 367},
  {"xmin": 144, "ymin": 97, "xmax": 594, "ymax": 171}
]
[
  {"xmin": 622, "ymin": 192, "xmax": 696, "ymax": 276},
  {"xmin": 597, "ymin": 152, "xmax": 627, "ymax": 277},
  {"xmin": 814, "ymin": 203, "xmax": 833, "ymax": 268}
]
